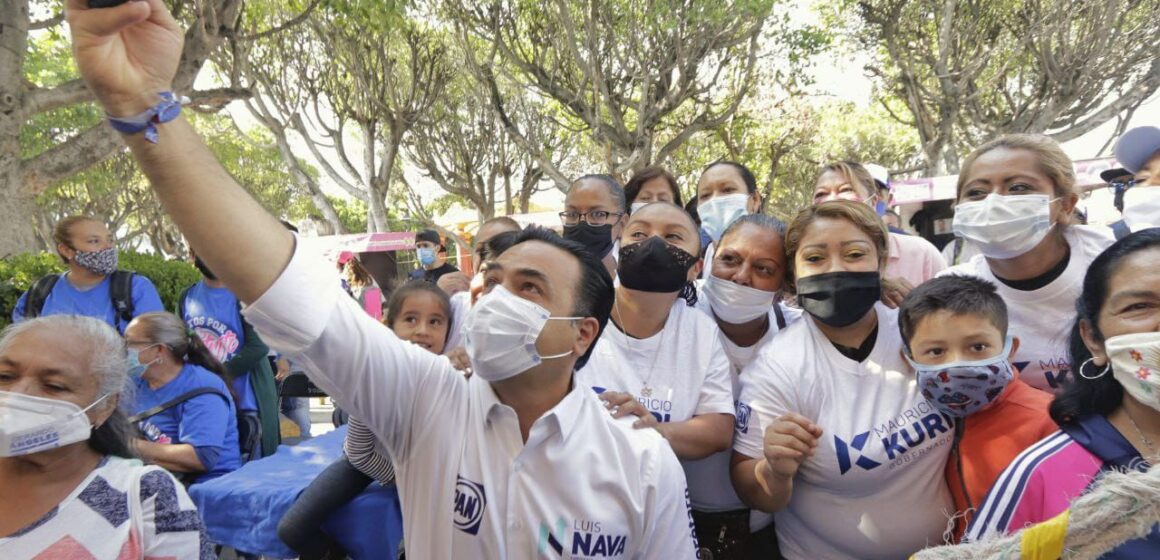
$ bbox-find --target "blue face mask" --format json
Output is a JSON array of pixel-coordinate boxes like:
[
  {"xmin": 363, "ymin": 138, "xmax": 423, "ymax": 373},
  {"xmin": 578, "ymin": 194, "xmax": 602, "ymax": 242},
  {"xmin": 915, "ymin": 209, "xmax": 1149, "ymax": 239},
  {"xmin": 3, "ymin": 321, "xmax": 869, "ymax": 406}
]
[
  {"xmin": 127, "ymin": 345, "xmax": 160, "ymax": 379},
  {"xmin": 417, "ymin": 247, "xmax": 437, "ymax": 267}
]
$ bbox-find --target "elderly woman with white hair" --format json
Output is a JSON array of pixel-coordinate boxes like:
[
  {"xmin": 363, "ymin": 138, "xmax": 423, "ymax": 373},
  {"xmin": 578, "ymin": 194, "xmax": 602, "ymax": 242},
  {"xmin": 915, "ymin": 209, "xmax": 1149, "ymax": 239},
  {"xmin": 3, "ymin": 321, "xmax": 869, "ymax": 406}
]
[{"xmin": 0, "ymin": 315, "xmax": 212, "ymax": 559}]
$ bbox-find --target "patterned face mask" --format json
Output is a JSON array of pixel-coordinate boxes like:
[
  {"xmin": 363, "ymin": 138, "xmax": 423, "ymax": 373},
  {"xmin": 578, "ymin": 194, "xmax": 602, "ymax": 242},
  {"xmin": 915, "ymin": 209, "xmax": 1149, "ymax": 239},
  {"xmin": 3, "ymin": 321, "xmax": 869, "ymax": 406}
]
[
  {"xmin": 906, "ymin": 338, "xmax": 1015, "ymax": 418},
  {"xmin": 1106, "ymin": 331, "xmax": 1160, "ymax": 413},
  {"xmin": 72, "ymin": 247, "xmax": 118, "ymax": 276}
]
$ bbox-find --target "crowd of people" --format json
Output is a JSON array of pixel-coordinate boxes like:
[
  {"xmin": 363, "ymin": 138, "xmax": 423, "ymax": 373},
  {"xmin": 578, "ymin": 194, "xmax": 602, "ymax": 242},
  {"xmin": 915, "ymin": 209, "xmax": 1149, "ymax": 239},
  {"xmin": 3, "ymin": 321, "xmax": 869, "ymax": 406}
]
[{"xmin": 2, "ymin": 2, "xmax": 1160, "ymax": 559}]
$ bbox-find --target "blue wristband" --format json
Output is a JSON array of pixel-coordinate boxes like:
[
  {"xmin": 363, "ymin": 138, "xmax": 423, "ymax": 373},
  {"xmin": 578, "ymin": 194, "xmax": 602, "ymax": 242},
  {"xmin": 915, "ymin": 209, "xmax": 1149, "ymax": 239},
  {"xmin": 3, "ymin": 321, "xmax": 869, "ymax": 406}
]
[{"xmin": 107, "ymin": 92, "xmax": 187, "ymax": 144}]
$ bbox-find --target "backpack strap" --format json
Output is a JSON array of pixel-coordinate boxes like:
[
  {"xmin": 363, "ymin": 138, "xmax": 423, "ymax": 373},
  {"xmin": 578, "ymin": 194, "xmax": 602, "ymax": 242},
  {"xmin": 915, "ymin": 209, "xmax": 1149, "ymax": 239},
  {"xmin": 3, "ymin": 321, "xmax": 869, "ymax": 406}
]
[
  {"xmin": 772, "ymin": 302, "xmax": 787, "ymax": 331},
  {"xmin": 176, "ymin": 284, "xmax": 193, "ymax": 321},
  {"xmin": 24, "ymin": 274, "xmax": 62, "ymax": 319},
  {"xmin": 109, "ymin": 270, "xmax": 136, "ymax": 326},
  {"xmin": 128, "ymin": 387, "xmax": 228, "ymax": 423}
]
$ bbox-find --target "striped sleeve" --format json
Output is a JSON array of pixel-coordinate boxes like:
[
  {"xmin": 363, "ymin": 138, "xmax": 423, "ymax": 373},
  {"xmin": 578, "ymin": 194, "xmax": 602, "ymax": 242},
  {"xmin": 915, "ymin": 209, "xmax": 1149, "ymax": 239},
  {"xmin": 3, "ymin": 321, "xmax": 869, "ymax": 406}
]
[
  {"xmin": 342, "ymin": 417, "xmax": 396, "ymax": 486},
  {"xmin": 964, "ymin": 431, "xmax": 1071, "ymax": 541}
]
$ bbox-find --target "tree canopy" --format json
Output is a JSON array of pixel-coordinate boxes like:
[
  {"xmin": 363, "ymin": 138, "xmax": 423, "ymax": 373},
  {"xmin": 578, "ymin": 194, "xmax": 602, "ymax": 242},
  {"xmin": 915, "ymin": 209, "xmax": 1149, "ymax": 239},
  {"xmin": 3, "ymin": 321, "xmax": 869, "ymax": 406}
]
[{"xmin": 6, "ymin": 0, "xmax": 1157, "ymax": 251}]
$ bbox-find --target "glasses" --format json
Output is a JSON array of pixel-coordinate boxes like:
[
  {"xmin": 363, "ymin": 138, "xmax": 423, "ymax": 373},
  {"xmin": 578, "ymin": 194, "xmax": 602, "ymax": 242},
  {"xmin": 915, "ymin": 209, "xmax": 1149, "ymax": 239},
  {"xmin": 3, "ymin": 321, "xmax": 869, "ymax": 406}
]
[
  {"xmin": 1108, "ymin": 177, "xmax": 1143, "ymax": 194},
  {"xmin": 559, "ymin": 210, "xmax": 624, "ymax": 227}
]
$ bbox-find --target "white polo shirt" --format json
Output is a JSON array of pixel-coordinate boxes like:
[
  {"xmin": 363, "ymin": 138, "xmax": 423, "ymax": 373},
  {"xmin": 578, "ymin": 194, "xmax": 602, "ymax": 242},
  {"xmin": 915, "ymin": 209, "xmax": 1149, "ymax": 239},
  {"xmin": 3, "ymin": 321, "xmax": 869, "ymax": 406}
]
[
  {"xmin": 576, "ymin": 300, "xmax": 734, "ymax": 512},
  {"xmin": 444, "ymin": 290, "xmax": 470, "ymax": 352},
  {"xmin": 734, "ymin": 304, "xmax": 953, "ymax": 559},
  {"xmin": 244, "ymin": 243, "xmax": 699, "ymax": 559}
]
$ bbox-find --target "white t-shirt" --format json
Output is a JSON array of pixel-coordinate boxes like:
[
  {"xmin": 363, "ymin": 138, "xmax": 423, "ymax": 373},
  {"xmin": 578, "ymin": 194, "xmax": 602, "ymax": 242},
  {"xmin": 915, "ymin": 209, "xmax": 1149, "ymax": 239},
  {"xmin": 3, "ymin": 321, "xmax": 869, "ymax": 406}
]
[
  {"xmin": 688, "ymin": 297, "xmax": 802, "ymax": 529},
  {"xmin": 939, "ymin": 225, "xmax": 1115, "ymax": 391},
  {"xmin": 246, "ymin": 244, "xmax": 699, "ymax": 559},
  {"xmin": 576, "ymin": 300, "xmax": 735, "ymax": 510},
  {"xmin": 734, "ymin": 304, "xmax": 953, "ymax": 560}
]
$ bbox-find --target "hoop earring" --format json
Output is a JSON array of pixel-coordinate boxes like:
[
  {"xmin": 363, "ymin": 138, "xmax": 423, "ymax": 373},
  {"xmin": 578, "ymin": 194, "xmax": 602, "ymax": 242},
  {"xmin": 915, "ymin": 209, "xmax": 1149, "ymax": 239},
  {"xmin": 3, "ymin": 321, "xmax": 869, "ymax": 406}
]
[{"xmin": 1079, "ymin": 358, "xmax": 1110, "ymax": 380}]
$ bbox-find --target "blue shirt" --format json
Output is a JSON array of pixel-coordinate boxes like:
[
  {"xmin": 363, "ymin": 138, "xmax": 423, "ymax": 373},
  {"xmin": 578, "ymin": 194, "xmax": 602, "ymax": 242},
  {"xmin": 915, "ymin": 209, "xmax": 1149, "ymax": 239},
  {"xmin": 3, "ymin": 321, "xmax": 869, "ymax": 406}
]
[
  {"xmin": 133, "ymin": 363, "xmax": 242, "ymax": 484},
  {"xmin": 12, "ymin": 273, "xmax": 164, "ymax": 333},
  {"xmin": 181, "ymin": 281, "xmax": 256, "ymax": 411}
]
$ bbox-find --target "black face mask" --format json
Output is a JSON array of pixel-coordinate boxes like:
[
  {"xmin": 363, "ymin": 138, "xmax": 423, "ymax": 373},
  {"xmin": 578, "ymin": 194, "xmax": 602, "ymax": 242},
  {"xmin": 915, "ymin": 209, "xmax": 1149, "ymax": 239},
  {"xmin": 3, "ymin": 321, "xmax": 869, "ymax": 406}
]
[
  {"xmin": 795, "ymin": 271, "xmax": 881, "ymax": 327},
  {"xmin": 194, "ymin": 256, "xmax": 217, "ymax": 280},
  {"xmin": 563, "ymin": 223, "xmax": 615, "ymax": 258},
  {"xmin": 618, "ymin": 236, "xmax": 697, "ymax": 293}
]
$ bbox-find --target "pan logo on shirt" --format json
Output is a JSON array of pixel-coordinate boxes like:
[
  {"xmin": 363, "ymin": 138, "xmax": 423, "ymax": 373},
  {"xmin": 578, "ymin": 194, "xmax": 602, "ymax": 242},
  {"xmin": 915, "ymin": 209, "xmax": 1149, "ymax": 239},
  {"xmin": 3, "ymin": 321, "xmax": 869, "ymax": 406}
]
[
  {"xmin": 453, "ymin": 475, "xmax": 487, "ymax": 535},
  {"xmin": 538, "ymin": 515, "xmax": 629, "ymax": 558},
  {"xmin": 834, "ymin": 402, "xmax": 954, "ymax": 475},
  {"xmin": 188, "ymin": 316, "xmax": 241, "ymax": 363}
]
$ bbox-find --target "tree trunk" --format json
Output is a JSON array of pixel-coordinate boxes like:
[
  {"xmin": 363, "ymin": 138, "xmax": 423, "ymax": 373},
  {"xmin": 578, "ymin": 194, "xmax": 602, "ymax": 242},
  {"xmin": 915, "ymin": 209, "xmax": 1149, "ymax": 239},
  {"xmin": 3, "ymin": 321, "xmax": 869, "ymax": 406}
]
[
  {"xmin": 0, "ymin": 0, "xmax": 247, "ymax": 257},
  {"xmin": 0, "ymin": 1, "xmax": 38, "ymax": 257}
]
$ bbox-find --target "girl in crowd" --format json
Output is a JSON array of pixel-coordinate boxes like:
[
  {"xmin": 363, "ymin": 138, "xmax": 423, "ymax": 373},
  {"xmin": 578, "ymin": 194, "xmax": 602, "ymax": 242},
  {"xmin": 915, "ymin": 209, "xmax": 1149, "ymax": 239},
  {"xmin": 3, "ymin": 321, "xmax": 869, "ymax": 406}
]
[
  {"xmin": 966, "ymin": 228, "xmax": 1160, "ymax": 554},
  {"xmin": 0, "ymin": 316, "xmax": 210, "ymax": 559},
  {"xmin": 944, "ymin": 134, "xmax": 1115, "ymax": 391},
  {"xmin": 625, "ymin": 165, "xmax": 683, "ymax": 213},
  {"xmin": 127, "ymin": 312, "xmax": 242, "ymax": 484},
  {"xmin": 731, "ymin": 201, "xmax": 953, "ymax": 560},
  {"xmin": 343, "ymin": 257, "xmax": 383, "ymax": 322},
  {"xmin": 688, "ymin": 213, "xmax": 801, "ymax": 556},
  {"xmin": 278, "ymin": 281, "xmax": 452, "ymax": 560},
  {"xmin": 577, "ymin": 202, "xmax": 734, "ymax": 458},
  {"xmin": 813, "ymin": 161, "xmax": 947, "ymax": 288}
]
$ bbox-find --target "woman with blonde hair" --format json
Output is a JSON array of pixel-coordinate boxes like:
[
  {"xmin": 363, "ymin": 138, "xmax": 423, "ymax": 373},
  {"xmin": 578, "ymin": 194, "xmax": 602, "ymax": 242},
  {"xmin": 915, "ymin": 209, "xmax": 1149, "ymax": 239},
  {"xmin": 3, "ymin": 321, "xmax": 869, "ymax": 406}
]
[{"xmin": 942, "ymin": 134, "xmax": 1115, "ymax": 392}]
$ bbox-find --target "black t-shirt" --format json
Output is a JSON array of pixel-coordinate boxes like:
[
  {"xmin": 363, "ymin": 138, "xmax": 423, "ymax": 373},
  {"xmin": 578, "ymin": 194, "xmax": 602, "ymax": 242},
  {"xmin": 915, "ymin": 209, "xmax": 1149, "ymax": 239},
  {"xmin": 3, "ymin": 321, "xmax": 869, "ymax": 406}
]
[{"xmin": 417, "ymin": 262, "xmax": 459, "ymax": 284}]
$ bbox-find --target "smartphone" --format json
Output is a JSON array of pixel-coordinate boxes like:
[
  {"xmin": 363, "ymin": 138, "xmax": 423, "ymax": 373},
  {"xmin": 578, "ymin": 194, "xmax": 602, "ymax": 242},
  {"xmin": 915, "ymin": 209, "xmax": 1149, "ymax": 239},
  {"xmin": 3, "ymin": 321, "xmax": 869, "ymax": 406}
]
[{"xmin": 88, "ymin": 0, "xmax": 130, "ymax": 7}]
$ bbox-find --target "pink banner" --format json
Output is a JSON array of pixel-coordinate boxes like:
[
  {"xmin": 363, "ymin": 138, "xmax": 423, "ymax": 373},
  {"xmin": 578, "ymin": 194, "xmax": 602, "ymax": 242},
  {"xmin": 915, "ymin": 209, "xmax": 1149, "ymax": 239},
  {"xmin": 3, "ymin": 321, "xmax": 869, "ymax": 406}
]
[
  {"xmin": 891, "ymin": 157, "xmax": 1119, "ymax": 204},
  {"xmin": 309, "ymin": 232, "xmax": 416, "ymax": 260}
]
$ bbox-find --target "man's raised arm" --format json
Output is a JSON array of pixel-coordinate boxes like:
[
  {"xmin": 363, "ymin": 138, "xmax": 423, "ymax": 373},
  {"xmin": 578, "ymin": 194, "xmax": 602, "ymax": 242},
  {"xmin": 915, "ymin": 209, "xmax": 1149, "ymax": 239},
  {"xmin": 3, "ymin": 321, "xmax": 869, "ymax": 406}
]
[{"xmin": 66, "ymin": 0, "xmax": 289, "ymax": 304}]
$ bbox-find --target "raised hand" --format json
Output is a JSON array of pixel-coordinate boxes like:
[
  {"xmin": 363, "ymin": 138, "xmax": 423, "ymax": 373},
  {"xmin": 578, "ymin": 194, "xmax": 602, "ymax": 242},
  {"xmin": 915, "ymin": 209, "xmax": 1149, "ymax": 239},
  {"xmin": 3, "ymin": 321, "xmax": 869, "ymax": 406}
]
[
  {"xmin": 762, "ymin": 413, "xmax": 823, "ymax": 481},
  {"xmin": 65, "ymin": 0, "xmax": 183, "ymax": 116}
]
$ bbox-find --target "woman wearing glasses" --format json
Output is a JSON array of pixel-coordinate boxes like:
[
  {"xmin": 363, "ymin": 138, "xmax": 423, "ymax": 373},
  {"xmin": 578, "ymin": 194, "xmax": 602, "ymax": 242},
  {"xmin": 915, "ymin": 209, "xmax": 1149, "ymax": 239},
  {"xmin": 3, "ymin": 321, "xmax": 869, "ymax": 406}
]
[
  {"xmin": 561, "ymin": 174, "xmax": 628, "ymax": 277},
  {"xmin": 1108, "ymin": 126, "xmax": 1160, "ymax": 235}
]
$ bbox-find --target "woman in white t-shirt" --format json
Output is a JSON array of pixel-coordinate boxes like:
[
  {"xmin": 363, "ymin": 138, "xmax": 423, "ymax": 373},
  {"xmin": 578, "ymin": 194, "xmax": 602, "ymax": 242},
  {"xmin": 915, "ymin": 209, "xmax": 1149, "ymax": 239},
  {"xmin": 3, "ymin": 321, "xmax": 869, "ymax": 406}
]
[
  {"xmin": 577, "ymin": 202, "xmax": 734, "ymax": 461},
  {"xmin": 689, "ymin": 213, "xmax": 802, "ymax": 556},
  {"xmin": 731, "ymin": 200, "xmax": 953, "ymax": 560},
  {"xmin": 941, "ymin": 134, "xmax": 1115, "ymax": 391}
]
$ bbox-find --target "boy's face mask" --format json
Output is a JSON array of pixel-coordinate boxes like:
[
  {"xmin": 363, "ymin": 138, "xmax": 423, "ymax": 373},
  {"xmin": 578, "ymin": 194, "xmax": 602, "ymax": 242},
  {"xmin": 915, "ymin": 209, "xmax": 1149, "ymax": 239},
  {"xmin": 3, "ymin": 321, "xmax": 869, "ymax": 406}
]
[{"xmin": 906, "ymin": 337, "xmax": 1015, "ymax": 418}]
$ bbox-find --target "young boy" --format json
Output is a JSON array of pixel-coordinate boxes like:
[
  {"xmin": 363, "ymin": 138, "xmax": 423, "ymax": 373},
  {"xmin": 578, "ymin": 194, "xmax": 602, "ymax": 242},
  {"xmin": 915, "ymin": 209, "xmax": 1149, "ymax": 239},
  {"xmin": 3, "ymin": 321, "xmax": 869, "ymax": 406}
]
[{"xmin": 898, "ymin": 275, "xmax": 1057, "ymax": 542}]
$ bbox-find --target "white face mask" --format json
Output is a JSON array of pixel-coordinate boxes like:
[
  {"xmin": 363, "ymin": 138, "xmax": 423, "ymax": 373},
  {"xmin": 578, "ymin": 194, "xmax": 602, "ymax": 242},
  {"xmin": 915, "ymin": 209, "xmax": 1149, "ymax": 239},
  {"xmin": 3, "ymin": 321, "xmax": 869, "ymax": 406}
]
[
  {"xmin": 1106, "ymin": 331, "xmax": 1160, "ymax": 413},
  {"xmin": 462, "ymin": 285, "xmax": 580, "ymax": 382},
  {"xmin": 630, "ymin": 201, "xmax": 649, "ymax": 214},
  {"xmin": 1121, "ymin": 187, "xmax": 1160, "ymax": 232},
  {"xmin": 0, "ymin": 390, "xmax": 110, "ymax": 457},
  {"xmin": 952, "ymin": 193, "xmax": 1058, "ymax": 259},
  {"xmin": 698, "ymin": 194, "xmax": 750, "ymax": 243},
  {"xmin": 701, "ymin": 274, "xmax": 777, "ymax": 324}
]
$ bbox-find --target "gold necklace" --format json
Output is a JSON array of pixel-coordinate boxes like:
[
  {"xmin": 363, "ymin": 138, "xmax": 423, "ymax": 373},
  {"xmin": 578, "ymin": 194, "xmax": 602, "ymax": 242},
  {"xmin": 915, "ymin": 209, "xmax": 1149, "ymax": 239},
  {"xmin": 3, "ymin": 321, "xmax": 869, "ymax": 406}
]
[{"xmin": 613, "ymin": 295, "xmax": 666, "ymax": 398}]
